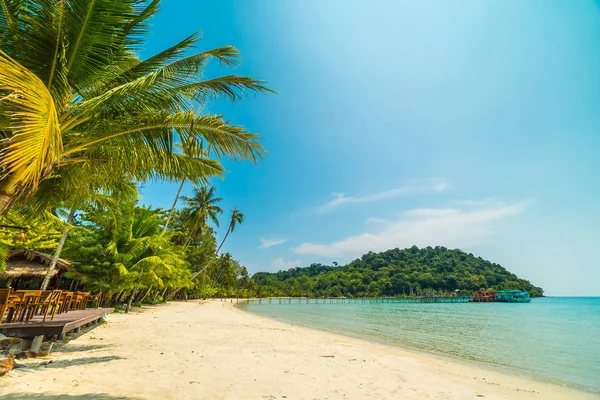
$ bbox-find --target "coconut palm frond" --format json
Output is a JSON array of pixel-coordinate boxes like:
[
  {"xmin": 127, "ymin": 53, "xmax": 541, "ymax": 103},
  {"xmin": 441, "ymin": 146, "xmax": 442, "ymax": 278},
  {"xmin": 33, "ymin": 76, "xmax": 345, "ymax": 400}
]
[
  {"xmin": 63, "ymin": 111, "xmax": 265, "ymax": 163},
  {"xmin": 0, "ymin": 50, "xmax": 62, "ymax": 193}
]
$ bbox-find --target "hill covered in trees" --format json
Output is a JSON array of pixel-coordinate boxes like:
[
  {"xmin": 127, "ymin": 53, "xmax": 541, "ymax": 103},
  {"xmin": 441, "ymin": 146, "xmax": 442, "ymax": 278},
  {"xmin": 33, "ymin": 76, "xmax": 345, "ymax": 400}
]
[{"xmin": 253, "ymin": 246, "xmax": 544, "ymax": 298}]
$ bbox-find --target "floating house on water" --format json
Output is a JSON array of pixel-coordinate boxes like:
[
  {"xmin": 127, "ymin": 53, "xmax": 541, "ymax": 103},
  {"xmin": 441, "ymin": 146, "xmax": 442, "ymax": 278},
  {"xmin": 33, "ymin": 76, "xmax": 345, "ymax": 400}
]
[
  {"xmin": 471, "ymin": 291, "xmax": 497, "ymax": 302},
  {"xmin": 471, "ymin": 290, "xmax": 531, "ymax": 302}
]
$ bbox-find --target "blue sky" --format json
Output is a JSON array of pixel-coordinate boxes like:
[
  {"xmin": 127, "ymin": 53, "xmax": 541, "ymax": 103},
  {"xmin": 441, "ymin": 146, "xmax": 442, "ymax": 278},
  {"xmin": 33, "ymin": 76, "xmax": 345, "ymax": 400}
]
[{"xmin": 140, "ymin": 0, "xmax": 600, "ymax": 296}]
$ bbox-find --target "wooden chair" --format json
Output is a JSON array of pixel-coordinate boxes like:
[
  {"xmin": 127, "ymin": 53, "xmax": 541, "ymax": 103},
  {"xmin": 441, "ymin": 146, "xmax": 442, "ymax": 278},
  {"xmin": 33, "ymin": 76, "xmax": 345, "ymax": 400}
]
[
  {"xmin": 12, "ymin": 290, "xmax": 42, "ymax": 322},
  {"xmin": 80, "ymin": 292, "xmax": 90, "ymax": 310},
  {"xmin": 89, "ymin": 292, "xmax": 102, "ymax": 309},
  {"xmin": 0, "ymin": 288, "xmax": 12, "ymax": 325},
  {"xmin": 57, "ymin": 291, "xmax": 74, "ymax": 314},
  {"xmin": 3, "ymin": 290, "xmax": 23, "ymax": 323},
  {"xmin": 69, "ymin": 291, "xmax": 80, "ymax": 311},
  {"xmin": 71, "ymin": 292, "xmax": 90, "ymax": 310},
  {"xmin": 36, "ymin": 290, "xmax": 62, "ymax": 322},
  {"xmin": 33, "ymin": 290, "xmax": 54, "ymax": 314}
]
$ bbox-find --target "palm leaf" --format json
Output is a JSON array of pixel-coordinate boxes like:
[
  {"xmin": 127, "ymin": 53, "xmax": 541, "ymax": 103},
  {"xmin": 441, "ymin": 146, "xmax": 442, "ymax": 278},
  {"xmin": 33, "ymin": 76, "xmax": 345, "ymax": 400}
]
[
  {"xmin": 69, "ymin": 46, "xmax": 250, "ymax": 121},
  {"xmin": 0, "ymin": 0, "xmax": 21, "ymax": 35},
  {"xmin": 62, "ymin": 111, "xmax": 265, "ymax": 163},
  {"xmin": 0, "ymin": 50, "xmax": 62, "ymax": 193}
]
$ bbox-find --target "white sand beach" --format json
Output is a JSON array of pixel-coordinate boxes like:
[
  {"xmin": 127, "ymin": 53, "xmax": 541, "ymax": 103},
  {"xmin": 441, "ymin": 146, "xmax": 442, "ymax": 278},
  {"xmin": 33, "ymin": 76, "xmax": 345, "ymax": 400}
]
[{"xmin": 0, "ymin": 300, "xmax": 595, "ymax": 400}]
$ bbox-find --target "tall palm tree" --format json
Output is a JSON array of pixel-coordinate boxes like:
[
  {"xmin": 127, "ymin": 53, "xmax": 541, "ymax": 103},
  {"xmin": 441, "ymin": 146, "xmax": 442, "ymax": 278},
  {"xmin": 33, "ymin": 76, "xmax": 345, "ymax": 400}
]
[
  {"xmin": 162, "ymin": 140, "xmax": 213, "ymax": 233},
  {"xmin": 216, "ymin": 208, "xmax": 245, "ymax": 254},
  {"xmin": 37, "ymin": 181, "xmax": 139, "ymax": 290},
  {"xmin": 181, "ymin": 185, "xmax": 223, "ymax": 238},
  {"xmin": 0, "ymin": 0, "xmax": 272, "ymax": 214},
  {"xmin": 169, "ymin": 207, "xmax": 245, "ymax": 298},
  {"xmin": 68, "ymin": 198, "xmax": 189, "ymax": 311}
]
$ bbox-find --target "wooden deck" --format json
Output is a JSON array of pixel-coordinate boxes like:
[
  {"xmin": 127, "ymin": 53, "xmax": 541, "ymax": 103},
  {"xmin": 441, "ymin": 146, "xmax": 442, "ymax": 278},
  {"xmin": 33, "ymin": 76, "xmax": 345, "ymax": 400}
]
[{"xmin": 0, "ymin": 308, "xmax": 113, "ymax": 340}]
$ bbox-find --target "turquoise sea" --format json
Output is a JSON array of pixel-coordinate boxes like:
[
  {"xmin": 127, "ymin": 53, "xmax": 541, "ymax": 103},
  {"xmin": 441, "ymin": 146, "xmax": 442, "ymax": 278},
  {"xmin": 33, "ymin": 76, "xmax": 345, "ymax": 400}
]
[{"xmin": 239, "ymin": 297, "xmax": 600, "ymax": 394}]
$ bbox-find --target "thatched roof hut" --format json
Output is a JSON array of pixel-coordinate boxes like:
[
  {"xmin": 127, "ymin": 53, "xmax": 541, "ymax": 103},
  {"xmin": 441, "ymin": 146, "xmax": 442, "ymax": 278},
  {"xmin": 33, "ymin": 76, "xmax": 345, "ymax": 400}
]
[{"xmin": 0, "ymin": 249, "xmax": 75, "ymax": 279}]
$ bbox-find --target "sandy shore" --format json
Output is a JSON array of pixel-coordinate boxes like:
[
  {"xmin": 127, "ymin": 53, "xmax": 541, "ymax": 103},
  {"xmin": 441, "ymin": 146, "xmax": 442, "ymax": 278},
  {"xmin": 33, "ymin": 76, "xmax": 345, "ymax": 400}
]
[{"xmin": 0, "ymin": 300, "xmax": 595, "ymax": 400}]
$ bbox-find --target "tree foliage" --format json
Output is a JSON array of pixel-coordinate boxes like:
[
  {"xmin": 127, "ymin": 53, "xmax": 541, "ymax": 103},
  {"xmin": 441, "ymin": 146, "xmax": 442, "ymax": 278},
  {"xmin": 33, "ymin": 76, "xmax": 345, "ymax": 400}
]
[
  {"xmin": 59, "ymin": 186, "xmax": 254, "ymax": 304},
  {"xmin": 0, "ymin": 210, "xmax": 63, "ymax": 253},
  {"xmin": 0, "ymin": 1, "xmax": 271, "ymax": 303},
  {"xmin": 253, "ymin": 246, "xmax": 544, "ymax": 298},
  {"xmin": 0, "ymin": 0, "xmax": 272, "ymax": 214}
]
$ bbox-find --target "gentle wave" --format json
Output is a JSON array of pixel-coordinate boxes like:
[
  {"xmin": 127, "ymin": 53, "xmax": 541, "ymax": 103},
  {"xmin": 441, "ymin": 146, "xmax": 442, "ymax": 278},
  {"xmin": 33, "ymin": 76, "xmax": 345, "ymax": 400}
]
[{"xmin": 240, "ymin": 297, "xmax": 600, "ymax": 393}]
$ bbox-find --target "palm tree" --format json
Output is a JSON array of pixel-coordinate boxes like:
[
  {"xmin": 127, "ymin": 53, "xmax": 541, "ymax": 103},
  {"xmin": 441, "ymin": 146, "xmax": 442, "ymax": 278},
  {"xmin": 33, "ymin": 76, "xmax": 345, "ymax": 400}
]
[
  {"xmin": 37, "ymin": 181, "xmax": 138, "ymax": 290},
  {"xmin": 216, "ymin": 208, "xmax": 245, "ymax": 254},
  {"xmin": 0, "ymin": 0, "xmax": 272, "ymax": 214},
  {"xmin": 162, "ymin": 141, "xmax": 212, "ymax": 233},
  {"xmin": 180, "ymin": 185, "xmax": 223, "ymax": 238},
  {"xmin": 169, "ymin": 207, "xmax": 245, "ymax": 299},
  {"xmin": 63, "ymin": 193, "xmax": 191, "ymax": 310}
]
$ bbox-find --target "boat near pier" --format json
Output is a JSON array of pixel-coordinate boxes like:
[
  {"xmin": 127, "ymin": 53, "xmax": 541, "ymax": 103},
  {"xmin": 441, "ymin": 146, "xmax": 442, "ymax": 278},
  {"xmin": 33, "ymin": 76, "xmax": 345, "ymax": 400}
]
[{"xmin": 496, "ymin": 290, "xmax": 531, "ymax": 303}]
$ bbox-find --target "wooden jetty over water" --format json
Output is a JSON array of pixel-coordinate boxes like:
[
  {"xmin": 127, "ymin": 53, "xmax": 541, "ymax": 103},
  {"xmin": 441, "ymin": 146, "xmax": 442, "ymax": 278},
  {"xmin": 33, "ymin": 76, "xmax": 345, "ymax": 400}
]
[{"xmin": 242, "ymin": 296, "xmax": 472, "ymax": 305}]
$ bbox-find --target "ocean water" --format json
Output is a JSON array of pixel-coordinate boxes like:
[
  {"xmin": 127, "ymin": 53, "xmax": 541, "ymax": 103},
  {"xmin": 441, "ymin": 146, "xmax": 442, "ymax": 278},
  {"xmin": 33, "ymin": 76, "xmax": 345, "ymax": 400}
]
[{"xmin": 239, "ymin": 297, "xmax": 600, "ymax": 394}]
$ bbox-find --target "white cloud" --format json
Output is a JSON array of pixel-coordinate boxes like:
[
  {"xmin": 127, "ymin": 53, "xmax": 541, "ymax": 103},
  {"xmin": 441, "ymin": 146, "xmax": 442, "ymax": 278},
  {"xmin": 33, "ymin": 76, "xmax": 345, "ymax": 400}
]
[
  {"xmin": 271, "ymin": 257, "xmax": 302, "ymax": 271},
  {"xmin": 453, "ymin": 198, "xmax": 505, "ymax": 208},
  {"xmin": 293, "ymin": 200, "xmax": 532, "ymax": 258},
  {"xmin": 258, "ymin": 236, "xmax": 288, "ymax": 249},
  {"xmin": 319, "ymin": 178, "xmax": 449, "ymax": 212}
]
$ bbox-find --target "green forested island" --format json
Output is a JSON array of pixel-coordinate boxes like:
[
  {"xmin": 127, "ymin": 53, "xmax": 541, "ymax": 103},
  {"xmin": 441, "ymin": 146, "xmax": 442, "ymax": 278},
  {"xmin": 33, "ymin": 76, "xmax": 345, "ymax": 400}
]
[{"xmin": 254, "ymin": 246, "xmax": 544, "ymax": 298}]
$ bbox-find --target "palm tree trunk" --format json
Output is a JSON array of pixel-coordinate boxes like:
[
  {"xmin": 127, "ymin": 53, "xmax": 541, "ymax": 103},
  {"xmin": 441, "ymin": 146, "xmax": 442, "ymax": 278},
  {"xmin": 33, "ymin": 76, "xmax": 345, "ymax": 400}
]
[
  {"xmin": 125, "ymin": 288, "xmax": 138, "ymax": 313},
  {"xmin": 114, "ymin": 289, "xmax": 126, "ymax": 305},
  {"xmin": 138, "ymin": 286, "xmax": 153, "ymax": 304},
  {"xmin": 170, "ymin": 215, "xmax": 233, "ymax": 300},
  {"xmin": 152, "ymin": 290, "xmax": 161, "ymax": 304},
  {"xmin": 0, "ymin": 176, "xmax": 20, "ymax": 215},
  {"xmin": 0, "ymin": 192, "xmax": 14, "ymax": 215},
  {"xmin": 40, "ymin": 207, "xmax": 76, "ymax": 290},
  {"xmin": 163, "ymin": 180, "xmax": 185, "ymax": 233},
  {"xmin": 167, "ymin": 259, "xmax": 216, "ymax": 300},
  {"xmin": 216, "ymin": 227, "xmax": 231, "ymax": 254}
]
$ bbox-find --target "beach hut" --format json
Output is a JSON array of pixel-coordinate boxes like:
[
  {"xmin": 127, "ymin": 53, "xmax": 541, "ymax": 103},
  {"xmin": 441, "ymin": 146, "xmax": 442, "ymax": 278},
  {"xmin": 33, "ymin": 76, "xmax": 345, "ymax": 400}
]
[{"xmin": 0, "ymin": 249, "xmax": 79, "ymax": 290}]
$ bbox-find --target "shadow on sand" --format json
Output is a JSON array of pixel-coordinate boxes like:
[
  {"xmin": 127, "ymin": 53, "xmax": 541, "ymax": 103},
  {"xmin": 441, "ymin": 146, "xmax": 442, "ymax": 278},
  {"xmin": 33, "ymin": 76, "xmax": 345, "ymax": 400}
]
[
  {"xmin": 55, "ymin": 343, "xmax": 113, "ymax": 353},
  {"xmin": 15, "ymin": 355, "xmax": 123, "ymax": 373},
  {"xmin": 41, "ymin": 355, "xmax": 123, "ymax": 369},
  {"xmin": 0, "ymin": 394, "xmax": 139, "ymax": 400}
]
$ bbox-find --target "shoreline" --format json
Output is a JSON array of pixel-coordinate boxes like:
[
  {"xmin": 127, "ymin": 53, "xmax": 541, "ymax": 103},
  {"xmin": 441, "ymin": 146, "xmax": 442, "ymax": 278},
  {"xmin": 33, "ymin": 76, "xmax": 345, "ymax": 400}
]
[
  {"xmin": 233, "ymin": 300, "xmax": 597, "ymax": 399},
  {"xmin": 0, "ymin": 300, "xmax": 596, "ymax": 399},
  {"xmin": 235, "ymin": 300, "xmax": 593, "ymax": 395}
]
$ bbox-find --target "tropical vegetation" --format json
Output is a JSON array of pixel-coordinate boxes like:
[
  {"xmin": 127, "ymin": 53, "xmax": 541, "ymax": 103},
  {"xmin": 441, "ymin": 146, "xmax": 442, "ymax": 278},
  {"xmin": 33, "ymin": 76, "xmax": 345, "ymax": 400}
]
[
  {"xmin": 253, "ymin": 247, "xmax": 544, "ymax": 298},
  {"xmin": 0, "ymin": 0, "xmax": 271, "ymax": 216},
  {"xmin": 0, "ymin": 0, "xmax": 269, "ymax": 305}
]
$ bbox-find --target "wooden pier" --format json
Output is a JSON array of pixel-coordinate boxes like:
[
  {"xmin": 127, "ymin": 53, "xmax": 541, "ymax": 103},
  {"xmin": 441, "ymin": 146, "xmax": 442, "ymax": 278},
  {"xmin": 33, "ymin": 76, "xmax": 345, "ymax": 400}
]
[
  {"xmin": 242, "ymin": 296, "xmax": 472, "ymax": 305},
  {"xmin": 0, "ymin": 307, "xmax": 113, "ymax": 340}
]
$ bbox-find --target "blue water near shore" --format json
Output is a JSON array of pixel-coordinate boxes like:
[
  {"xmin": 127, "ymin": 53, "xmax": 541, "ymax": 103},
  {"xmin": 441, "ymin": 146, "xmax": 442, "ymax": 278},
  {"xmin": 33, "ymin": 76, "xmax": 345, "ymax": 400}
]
[{"xmin": 239, "ymin": 297, "xmax": 600, "ymax": 394}]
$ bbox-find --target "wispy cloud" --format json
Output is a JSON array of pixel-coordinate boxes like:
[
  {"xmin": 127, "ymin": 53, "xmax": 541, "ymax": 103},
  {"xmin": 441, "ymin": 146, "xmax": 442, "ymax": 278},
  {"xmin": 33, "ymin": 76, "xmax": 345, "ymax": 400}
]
[
  {"xmin": 319, "ymin": 178, "xmax": 449, "ymax": 213},
  {"xmin": 366, "ymin": 217, "xmax": 388, "ymax": 225},
  {"xmin": 271, "ymin": 257, "xmax": 302, "ymax": 271},
  {"xmin": 294, "ymin": 199, "xmax": 532, "ymax": 258},
  {"xmin": 453, "ymin": 198, "xmax": 505, "ymax": 208},
  {"xmin": 259, "ymin": 236, "xmax": 288, "ymax": 249}
]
